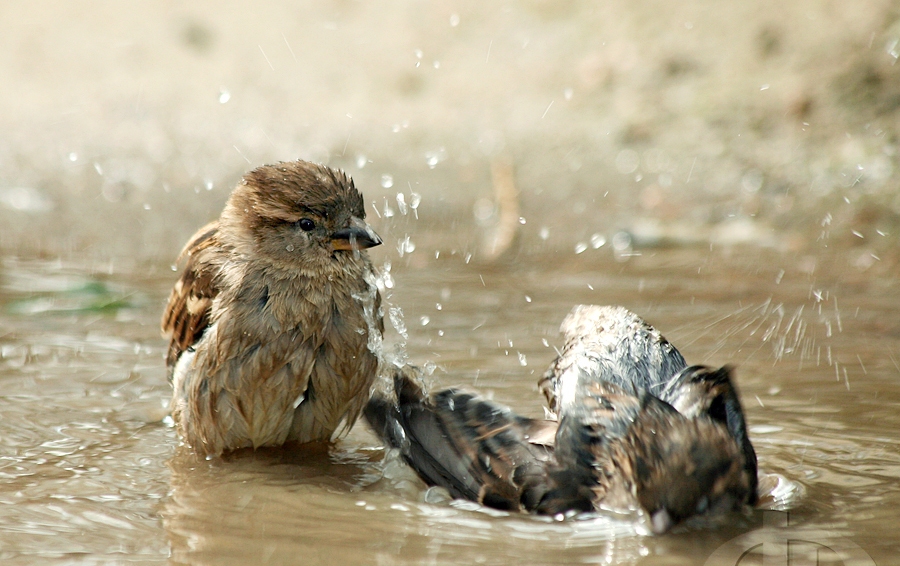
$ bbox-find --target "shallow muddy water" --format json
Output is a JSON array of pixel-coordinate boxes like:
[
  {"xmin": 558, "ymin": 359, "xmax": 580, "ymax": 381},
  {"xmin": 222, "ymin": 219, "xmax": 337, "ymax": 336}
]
[{"xmin": 0, "ymin": 239, "xmax": 897, "ymax": 565}]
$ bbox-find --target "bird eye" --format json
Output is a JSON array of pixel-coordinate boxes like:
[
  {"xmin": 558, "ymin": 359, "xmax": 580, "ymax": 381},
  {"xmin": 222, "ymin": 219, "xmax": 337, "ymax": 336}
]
[{"xmin": 298, "ymin": 218, "xmax": 315, "ymax": 231}]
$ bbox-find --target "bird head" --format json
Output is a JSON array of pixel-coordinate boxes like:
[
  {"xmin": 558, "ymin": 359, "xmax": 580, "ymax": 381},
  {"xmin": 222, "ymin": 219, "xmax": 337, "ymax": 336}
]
[{"xmin": 221, "ymin": 160, "xmax": 382, "ymax": 271}]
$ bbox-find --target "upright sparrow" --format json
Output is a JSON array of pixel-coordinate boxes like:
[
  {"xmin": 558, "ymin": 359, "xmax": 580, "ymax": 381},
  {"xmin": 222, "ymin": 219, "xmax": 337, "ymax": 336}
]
[{"xmin": 162, "ymin": 160, "xmax": 384, "ymax": 456}]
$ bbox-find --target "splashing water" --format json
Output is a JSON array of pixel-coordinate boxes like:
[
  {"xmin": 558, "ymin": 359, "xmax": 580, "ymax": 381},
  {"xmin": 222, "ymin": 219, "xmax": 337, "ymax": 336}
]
[
  {"xmin": 397, "ymin": 235, "xmax": 416, "ymax": 257},
  {"xmin": 396, "ymin": 193, "xmax": 408, "ymax": 215},
  {"xmin": 355, "ymin": 269, "xmax": 385, "ymax": 359},
  {"xmin": 389, "ymin": 305, "xmax": 408, "ymax": 341}
]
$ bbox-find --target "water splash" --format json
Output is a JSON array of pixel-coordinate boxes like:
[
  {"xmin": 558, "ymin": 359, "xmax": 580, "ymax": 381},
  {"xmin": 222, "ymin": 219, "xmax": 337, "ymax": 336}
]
[
  {"xmin": 397, "ymin": 235, "xmax": 415, "ymax": 256},
  {"xmin": 389, "ymin": 306, "xmax": 408, "ymax": 341},
  {"xmin": 383, "ymin": 197, "xmax": 395, "ymax": 218},
  {"xmin": 396, "ymin": 193, "xmax": 408, "ymax": 215},
  {"xmin": 408, "ymin": 192, "xmax": 421, "ymax": 219}
]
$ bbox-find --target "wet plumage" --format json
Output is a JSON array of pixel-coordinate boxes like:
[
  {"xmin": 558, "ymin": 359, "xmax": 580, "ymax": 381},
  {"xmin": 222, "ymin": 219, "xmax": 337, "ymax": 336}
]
[
  {"xmin": 365, "ymin": 306, "xmax": 757, "ymax": 533},
  {"xmin": 162, "ymin": 160, "xmax": 384, "ymax": 456}
]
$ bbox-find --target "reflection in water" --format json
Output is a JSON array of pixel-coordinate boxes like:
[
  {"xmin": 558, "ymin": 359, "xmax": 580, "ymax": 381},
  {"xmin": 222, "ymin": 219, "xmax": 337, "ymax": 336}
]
[
  {"xmin": 162, "ymin": 440, "xmax": 659, "ymax": 565},
  {"xmin": 0, "ymin": 248, "xmax": 897, "ymax": 563}
]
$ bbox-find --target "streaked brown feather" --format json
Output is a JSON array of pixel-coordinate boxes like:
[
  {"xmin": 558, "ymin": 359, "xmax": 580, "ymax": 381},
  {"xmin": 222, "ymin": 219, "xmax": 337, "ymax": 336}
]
[{"xmin": 161, "ymin": 221, "xmax": 221, "ymax": 371}]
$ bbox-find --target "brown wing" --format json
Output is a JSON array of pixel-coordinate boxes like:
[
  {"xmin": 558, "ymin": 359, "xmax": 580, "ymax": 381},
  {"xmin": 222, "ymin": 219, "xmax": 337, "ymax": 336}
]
[
  {"xmin": 363, "ymin": 366, "xmax": 555, "ymax": 512},
  {"xmin": 161, "ymin": 221, "xmax": 221, "ymax": 371}
]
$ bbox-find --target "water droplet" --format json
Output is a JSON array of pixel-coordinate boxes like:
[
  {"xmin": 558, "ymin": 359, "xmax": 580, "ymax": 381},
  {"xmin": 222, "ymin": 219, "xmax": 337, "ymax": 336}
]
[
  {"xmin": 518, "ymin": 217, "xmax": 526, "ymax": 224},
  {"xmin": 435, "ymin": 303, "xmax": 442, "ymax": 311},
  {"xmin": 389, "ymin": 306, "xmax": 408, "ymax": 340},
  {"xmin": 574, "ymin": 242, "xmax": 588, "ymax": 254},
  {"xmin": 541, "ymin": 338, "xmax": 549, "ymax": 347},
  {"xmin": 449, "ymin": 14, "xmax": 460, "ymax": 27},
  {"xmin": 612, "ymin": 231, "xmax": 634, "ymax": 261},
  {"xmin": 0, "ymin": 187, "xmax": 54, "ymax": 212},
  {"xmin": 518, "ymin": 352, "xmax": 527, "ymax": 366},
  {"xmin": 204, "ymin": 179, "xmax": 214, "ymax": 191},
  {"xmin": 741, "ymin": 169, "xmax": 764, "ymax": 193},
  {"xmin": 473, "ymin": 198, "xmax": 495, "ymax": 221},
  {"xmin": 539, "ymin": 227, "xmax": 550, "ymax": 240},
  {"xmin": 93, "ymin": 163, "xmax": 103, "ymax": 176},
  {"xmin": 409, "ymin": 192, "xmax": 421, "ymax": 209},
  {"xmin": 218, "ymin": 88, "xmax": 231, "ymax": 103},
  {"xmin": 397, "ymin": 235, "xmax": 415, "ymax": 256},
  {"xmin": 615, "ymin": 149, "xmax": 640, "ymax": 174},
  {"xmin": 396, "ymin": 193, "xmax": 408, "ymax": 215},
  {"xmin": 286, "ymin": 244, "xmax": 294, "ymax": 252},
  {"xmin": 68, "ymin": 152, "xmax": 78, "ymax": 162},
  {"xmin": 381, "ymin": 174, "xmax": 394, "ymax": 188},
  {"xmin": 525, "ymin": 295, "xmax": 531, "ymax": 303},
  {"xmin": 425, "ymin": 149, "xmax": 446, "ymax": 169},
  {"xmin": 564, "ymin": 88, "xmax": 573, "ymax": 101},
  {"xmin": 414, "ymin": 49, "xmax": 423, "ymax": 59},
  {"xmin": 356, "ymin": 154, "xmax": 368, "ymax": 168},
  {"xmin": 420, "ymin": 316, "xmax": 430, "ymax": 326},
  {"xmin": 590, "ymin": 233, "xmax": 606, "ymax": 248},
  {"xmin": 433, "ymin": 60, "xmax": 440, "ymax": 69}
]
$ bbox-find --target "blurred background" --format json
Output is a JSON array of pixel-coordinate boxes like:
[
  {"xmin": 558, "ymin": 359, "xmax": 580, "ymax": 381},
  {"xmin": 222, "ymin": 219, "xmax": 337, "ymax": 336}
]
[{"xmin": 1, "ymin": 0, "xmax": 898, "ymax": 265}]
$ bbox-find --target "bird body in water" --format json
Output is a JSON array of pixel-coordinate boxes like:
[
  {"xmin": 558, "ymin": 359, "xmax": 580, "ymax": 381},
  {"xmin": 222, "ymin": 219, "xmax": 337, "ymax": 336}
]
[
  {"xmin": 365, "ymin": 305, "xmax": 757, "ymax": 533},
  {"xmin": 162, "ymin": 160, "xmax": 384, "ymax": 456}
]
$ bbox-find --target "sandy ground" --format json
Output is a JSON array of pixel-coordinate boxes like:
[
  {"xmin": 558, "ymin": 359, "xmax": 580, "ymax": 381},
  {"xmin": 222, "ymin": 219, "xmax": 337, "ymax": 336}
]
[{"xmin": 0, "ymin": 1, "xmax": 898, "ymax": 264}]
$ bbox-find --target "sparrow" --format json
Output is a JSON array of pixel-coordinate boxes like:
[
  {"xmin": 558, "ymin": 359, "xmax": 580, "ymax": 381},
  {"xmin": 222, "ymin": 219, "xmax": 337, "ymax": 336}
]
[
  {"xmin": 161, "ymin": 160, "xmax": 384, "ymax": 456},
  {"xmin": 365, "ymin": 306, "xmax": 757, "ymax": 533}
]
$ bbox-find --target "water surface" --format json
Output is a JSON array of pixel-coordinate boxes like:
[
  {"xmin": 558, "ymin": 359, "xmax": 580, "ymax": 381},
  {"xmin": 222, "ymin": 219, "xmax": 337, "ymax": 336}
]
[{"xmin": 0, "ymin": 241, "xmax": 896, "ymax": 565}]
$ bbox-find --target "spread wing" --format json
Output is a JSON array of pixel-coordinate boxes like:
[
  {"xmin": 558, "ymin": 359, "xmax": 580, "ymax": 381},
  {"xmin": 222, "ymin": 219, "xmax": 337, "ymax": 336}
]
[
  {"xmin": 364, "ymin": 366, "xmax": 556, "ymax": 511},
  {"xmin": 161, "ymin": 221, "xmax": 221, "ymax": 372}
]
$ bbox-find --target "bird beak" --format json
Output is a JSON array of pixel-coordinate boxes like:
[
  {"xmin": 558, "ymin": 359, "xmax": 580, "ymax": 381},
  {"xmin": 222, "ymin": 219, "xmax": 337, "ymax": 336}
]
[{"xmin": 331, "ymin": 217, "xmax": 382, "ymax": 251}]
